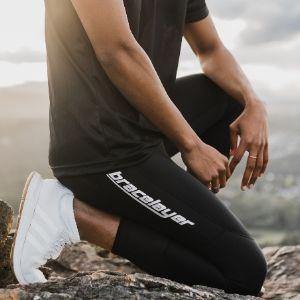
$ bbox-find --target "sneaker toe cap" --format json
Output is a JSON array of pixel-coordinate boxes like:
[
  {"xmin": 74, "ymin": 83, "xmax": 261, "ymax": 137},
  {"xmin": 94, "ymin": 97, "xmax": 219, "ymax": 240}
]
[{"xmin": 22, "ymin": 268, "xmax": 47, "ymax": 285}]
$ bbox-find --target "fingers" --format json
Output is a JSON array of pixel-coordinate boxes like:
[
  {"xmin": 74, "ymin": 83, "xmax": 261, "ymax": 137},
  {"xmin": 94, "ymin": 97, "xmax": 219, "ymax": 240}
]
[
  {"xmin": 185, "ymin": 145, "xmax": 230, "ymax": 193},
  {"xmin": 230, "ymin": 125, "xmax": 238, "ymax": 155},
  {"xmin": 248, "ymin": 149, "xmax": 264, "ymax": 187},
  {"xmin": 245, "ymin": 142, "xmax": 268, "ymax": 189},
  {"xmin": 226, "ymin": 164, "xmax": 231, "ymax": 180},
  {"xmin": 207, "ymin": 182, "xmax": 212, "ymax": 190},
  {"xmin": 260, "ymin": 143, "xmax": 269, "ymax": 176},
  {"xmin": 211, "ymin": 176, "xmax": 220, "ymax": 194},
  {"xmin": 211, "ymin": 166, "xmax": 227, "ymax": 193},
  {"xmin": 241, "ymin": 151, "xmax": 258, "ymax": 190},
  {"xmin": 229, "ymin": 141, "xmax": 247, "ymax": 174},
  {"xmin": 219, "ymin": 169, "xmax": 227, "ymax": 189},
  {"xmin": 188, "ymin": 167, "xmax": 211, "ymax": 190}
]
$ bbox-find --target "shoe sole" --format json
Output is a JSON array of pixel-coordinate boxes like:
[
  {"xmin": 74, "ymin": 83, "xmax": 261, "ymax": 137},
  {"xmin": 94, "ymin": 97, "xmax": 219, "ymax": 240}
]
[{"xmin": 11, "ymin": 171, "xmax": 43, "ymax": 285}]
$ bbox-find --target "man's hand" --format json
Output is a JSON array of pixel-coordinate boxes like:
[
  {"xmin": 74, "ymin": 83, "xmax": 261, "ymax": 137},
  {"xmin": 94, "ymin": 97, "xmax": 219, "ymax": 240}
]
[
  {"xmin": 184, "ymin": 17, "xmax": 270, "ymax": 192},
  {"xmin": 181, "ymin": 139, "xmax": 230, "ymax": 194},
  {"xmin": 229, "ymin": 99, "xmax": 269, "ymax": 190}
]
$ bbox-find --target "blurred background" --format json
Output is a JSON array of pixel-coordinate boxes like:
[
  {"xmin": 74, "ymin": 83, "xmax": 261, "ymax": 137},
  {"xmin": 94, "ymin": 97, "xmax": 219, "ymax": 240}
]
[{"xmin": 0, "ymin": 1, "xmax": 299, "ymax": 247}]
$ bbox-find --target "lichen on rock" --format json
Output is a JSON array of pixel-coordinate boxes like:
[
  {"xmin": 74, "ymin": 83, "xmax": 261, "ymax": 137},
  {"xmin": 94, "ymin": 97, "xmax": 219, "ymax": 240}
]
[
  {"xmin": 0, "ymin": 200, "xmax": 13, "ymax": 247},
  {"xmin": 0, "ymin": 200, "xmax": 15, "ymax": 288},
  {"xmin": 1, "ymin": 198, "xmax": 300, "ymax": 299},
  {"xmin": 263, "ymin": 246, "xmax": 300, "ymax": 299}
]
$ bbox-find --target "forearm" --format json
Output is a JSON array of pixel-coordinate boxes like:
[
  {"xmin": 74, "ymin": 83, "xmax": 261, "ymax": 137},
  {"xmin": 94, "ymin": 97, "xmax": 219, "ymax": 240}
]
[
  {"xmin": 200, "ymin": 45, "xmax": 259, "ymax": 107},
  {"xmin": 98, "ymin": 44, "xmax": 199, "ymax": 152}
]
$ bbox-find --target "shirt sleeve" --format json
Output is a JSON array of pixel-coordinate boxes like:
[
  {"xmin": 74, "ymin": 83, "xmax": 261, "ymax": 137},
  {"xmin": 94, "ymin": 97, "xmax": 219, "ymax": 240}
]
[{"xmin": 185, "ymin": 0, "xmax": 209, "ymax": 23}]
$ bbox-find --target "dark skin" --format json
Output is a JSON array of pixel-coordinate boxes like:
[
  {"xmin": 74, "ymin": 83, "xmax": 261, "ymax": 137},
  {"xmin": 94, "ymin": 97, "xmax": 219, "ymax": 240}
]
[
  {"xmin": 71, "ymin": 0, "xmax": 269, "ymax": 194},
  {"xmin": 68, "ymin": 0, "xmax": 269, "ymax": 252},
  {"xmin": 184, "ymin": 17, "xmax": 269, "ymax": 191}
]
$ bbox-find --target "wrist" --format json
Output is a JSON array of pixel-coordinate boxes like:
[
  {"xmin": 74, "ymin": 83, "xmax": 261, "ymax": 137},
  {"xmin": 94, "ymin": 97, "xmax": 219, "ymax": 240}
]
[
  {"xmin": 245, "ymin": 97, "xmax": 267, "ymax": 115},
  {"xmin": 176, "ymin": 133, "xmax": 203, "ymax": 154},
  {"xmin": 242, "ymin": 91, "xmax": 266, "ymax": 109}
]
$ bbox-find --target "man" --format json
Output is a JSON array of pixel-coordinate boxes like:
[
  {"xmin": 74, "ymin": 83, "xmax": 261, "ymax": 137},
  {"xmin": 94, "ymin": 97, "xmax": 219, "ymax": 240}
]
[{"xmin": 12, "ymin": 0, "xmax": 268, "ymax": 296}]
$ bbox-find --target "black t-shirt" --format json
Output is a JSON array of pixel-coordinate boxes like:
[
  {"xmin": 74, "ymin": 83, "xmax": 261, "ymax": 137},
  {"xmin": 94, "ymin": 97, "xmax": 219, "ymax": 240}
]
[{"xmin": 44, "ymin": 0, "xmax": 209, "ymax": 177}]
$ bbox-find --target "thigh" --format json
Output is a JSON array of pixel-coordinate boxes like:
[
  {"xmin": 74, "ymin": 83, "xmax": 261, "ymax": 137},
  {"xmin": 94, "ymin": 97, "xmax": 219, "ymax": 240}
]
[
  {"xmin": 170, "ymin": 73, "xmax": 229, "ymax": 125},
  {"xmin": 58, "ymin": 149, "xmax": 252, "ymax": 257},
  {"xmin": 164, "ymin": 73, "xmax": 243, "ymax": 157}
]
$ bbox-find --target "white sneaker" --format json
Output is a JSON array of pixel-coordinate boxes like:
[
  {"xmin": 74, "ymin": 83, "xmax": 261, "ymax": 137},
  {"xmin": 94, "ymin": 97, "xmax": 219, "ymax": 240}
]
[{"xmin": 11, "ymin": 172, "xmax": 80, "ymax": 285}]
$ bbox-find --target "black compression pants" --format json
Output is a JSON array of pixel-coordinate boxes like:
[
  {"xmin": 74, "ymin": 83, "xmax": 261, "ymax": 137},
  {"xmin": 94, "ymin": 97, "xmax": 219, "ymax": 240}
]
[{"xmin": 58, "ymin": 74, "xmax": 267, "ymax": 296}]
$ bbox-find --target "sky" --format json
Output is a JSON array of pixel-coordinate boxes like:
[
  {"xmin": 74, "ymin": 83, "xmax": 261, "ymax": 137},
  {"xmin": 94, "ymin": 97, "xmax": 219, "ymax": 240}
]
[{"xmin": 0, "ymin": 0, "xmax": 299, "ymax": 103}]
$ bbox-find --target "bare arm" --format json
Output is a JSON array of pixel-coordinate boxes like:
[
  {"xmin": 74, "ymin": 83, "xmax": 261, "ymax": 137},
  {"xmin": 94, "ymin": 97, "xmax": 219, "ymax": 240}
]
[
  {"xmin": 71, "ymin": 0, "xmax": 194, "ymax": 152},
  {"xmin": 70, "ymin": 0, "xmax": 229, "ymax": 191},
  {"xmin": 184, "ymin": 16, "xmax": 258, "ymax": 106},
  {"xmin": 184, "ymin": 16, "xmax": 269, "ymax": 190}
]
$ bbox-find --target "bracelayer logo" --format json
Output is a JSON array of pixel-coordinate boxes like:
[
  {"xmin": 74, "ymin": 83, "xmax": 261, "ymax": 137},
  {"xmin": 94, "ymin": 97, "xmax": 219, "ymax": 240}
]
[{"xmin": 106, "ymin": 171, "xmax": 195, "ymax": 226}]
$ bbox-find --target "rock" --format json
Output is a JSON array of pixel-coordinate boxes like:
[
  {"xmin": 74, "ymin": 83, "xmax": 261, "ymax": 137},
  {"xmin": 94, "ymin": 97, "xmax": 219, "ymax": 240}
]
[
  {"xmin": 1, "ymin": 197, "xmax": 300, "ymax": 299},
  {"xmin": 0, "ymin": 235, "xmax": 16, "ymax": 288},
  {"xmin": 1, "ymin": 271, "xmax": 259, "ymax": 300},
  {"xmin": 0, "ymin": 200, "xmax": 13, "ymax": 247},
  {"xmin": 0, "ymin": 200, "xmax": 15, "ymax": 288},
  {"xmin": 0, "ymin": 234, "xmax": 259, "ymax": 300},
  {"xmin": 55, "ymin": 241, "xmax": 142, "ymax": 274},
  {"xmin": 43, "ymin": 241, "xmax": 143, "ymax": 282},
  {"xmin": 263, "ymin": 246, "xmax": 300, "ymax": 299}
]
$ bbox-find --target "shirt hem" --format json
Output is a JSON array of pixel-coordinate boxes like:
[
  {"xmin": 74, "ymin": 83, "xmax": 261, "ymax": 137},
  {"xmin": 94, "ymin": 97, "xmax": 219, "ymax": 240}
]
[{"xmin": 51, "ymin": 141, "xmax": 167, "ymax": 178}]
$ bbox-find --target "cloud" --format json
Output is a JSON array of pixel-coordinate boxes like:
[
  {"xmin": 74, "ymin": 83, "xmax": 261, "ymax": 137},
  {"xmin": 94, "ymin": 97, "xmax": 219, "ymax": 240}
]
[
  {"xmin": 207, "ymin": 1, "xmax": 246, "ymax": 20},
  {"xmin": 0, "ymin": 61, "xmax": 47, "ymax": 87},
  {"xmin": 232, "ymin": 37, "xmax": 300, "ymax": 69},
  {"xmin": 206, "ymin": 1, "xmax": 300, "ymax": 70},
  {"xmin": 0, "ymin": 48, "xmax": 45, "ymax": 64},
  {"xmin": 209, "ymin": 0, "xmax": 300, "ymax": 45}
]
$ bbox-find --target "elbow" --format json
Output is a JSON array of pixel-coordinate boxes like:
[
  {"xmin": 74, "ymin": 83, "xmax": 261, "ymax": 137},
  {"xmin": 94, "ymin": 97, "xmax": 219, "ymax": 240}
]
[
  {"xmin": 95, "ymin": 39, "xmax": 141, "ymax": 67},
  {"xmin": 201, "ymin": 57, "xmax": 214, "ymax": 76},
  {"xmin": 196, "ymin": 38, "xmax": 225, "ymax": 58},
  {"xmin": 199, "ymin": 43, "xmax": 227, "ymax": 73}
]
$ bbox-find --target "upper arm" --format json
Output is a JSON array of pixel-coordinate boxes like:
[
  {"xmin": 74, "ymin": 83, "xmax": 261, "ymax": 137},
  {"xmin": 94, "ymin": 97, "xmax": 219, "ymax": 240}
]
[
  {"xmin": 70, "ymin": 0, "xmax": 139, "ymax": 58},
  {"xmin": 184, "ymin": 15, "xmax": 223, "ymax": 57}
]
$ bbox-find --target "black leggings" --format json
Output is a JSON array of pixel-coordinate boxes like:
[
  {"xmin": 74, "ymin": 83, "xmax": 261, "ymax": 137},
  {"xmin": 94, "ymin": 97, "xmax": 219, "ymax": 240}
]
[{"xmin": 58, "ymin": 74, "xmax": 267, "ymax": 296}]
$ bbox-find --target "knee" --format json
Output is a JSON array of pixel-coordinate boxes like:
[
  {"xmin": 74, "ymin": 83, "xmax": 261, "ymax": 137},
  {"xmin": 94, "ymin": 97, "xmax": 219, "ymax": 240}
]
[
  {"xmin": 240, "ymin": 246, "xmax": 267, "ymax": 296},
  {"xmin": 224, "ymin": 235, "xmax": 267, "ymax": 296},
  {"xmin": 201, "ymin": 75, "xmax": 245, "ymax": 123},
  {"xmin": 223, "ymin": 95, "xmax": 244, "ymax": 125}
]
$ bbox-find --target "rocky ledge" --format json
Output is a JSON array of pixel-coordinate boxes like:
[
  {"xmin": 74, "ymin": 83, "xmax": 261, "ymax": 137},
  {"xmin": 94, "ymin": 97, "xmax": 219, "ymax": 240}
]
[{"xmin": 0, "ymin": 199, "xmax": 299, "ymax": 299}]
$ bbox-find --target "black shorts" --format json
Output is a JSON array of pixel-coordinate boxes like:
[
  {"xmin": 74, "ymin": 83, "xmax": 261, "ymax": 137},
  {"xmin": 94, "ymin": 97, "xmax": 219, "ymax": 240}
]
[{"xmin": 57, "ymin": 74, "xmax": 267, "ymax": 296}]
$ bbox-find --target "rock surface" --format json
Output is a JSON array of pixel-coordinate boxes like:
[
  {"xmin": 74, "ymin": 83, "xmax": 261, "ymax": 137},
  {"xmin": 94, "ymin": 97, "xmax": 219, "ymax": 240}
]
[
  {"xmin": 0, "ymin": 200, "xmax": 13, "ymax": 247},
  {"xmin": 262, "ymin": 246, "xmax": 300, "ymax": 299},
  {"xmin": 0, "ymin": 199, "xmax": 300, "ymax": 299},
  {"xmin": 0, "ymin": 200, "xmax": 15, "ymax": 288},
  {"xmin": 1, "ymin": 271, "xmax": 259, "ymax": 300}
]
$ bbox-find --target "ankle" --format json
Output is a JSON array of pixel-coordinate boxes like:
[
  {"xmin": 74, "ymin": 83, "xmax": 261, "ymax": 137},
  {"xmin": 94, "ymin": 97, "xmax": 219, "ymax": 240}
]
[
  {"xmin": 72, "ymin": 198, "xmax": 120, "ymax": 250},
  {"xmin": 73, "ymin": 198, "xmax": 85, "ymax": 240}
]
